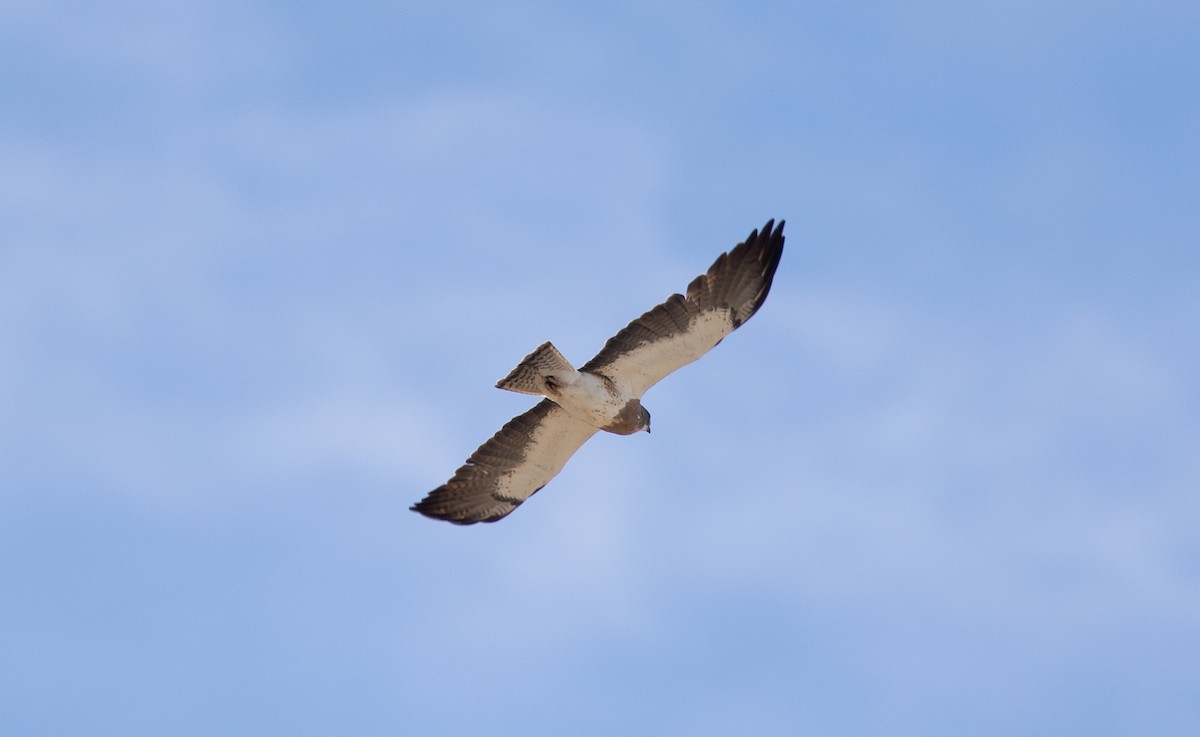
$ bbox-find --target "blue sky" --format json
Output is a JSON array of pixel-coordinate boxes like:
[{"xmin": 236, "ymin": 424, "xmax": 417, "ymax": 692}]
[{"xmin": 3, "ymin": 1, "xmax": 1198, "ymax": 735}]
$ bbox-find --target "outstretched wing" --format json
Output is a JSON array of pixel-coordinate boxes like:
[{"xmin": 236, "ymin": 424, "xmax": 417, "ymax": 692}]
[
  {"xmin": 411, "ymin": 399, "xmax": 599, "ymax": 524},
  {"xmin": 580, "ymin": 219, "xmax": 785, "ymax": 396}
]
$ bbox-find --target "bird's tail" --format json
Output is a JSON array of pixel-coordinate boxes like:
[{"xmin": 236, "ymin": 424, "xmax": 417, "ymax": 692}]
[{"xmin": 496, "ymin": 341, "xmax": 575, "ymax": 396}]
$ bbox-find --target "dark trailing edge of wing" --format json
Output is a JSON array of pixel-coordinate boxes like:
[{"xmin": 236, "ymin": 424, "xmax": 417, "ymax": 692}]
[
  {"xmin": 580, "ymin": 219, "xmax": 785, "ymax": 373},
  {"xmin": 410, "ymin": 399, "xmax": 557, "ymax": 525}
]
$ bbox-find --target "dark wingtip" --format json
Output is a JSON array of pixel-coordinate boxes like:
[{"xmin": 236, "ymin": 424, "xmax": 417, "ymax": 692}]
[
  {"xmin": 410, "ymin": 491, "xmax": 460, "ymax": 523},
  {"xmin": 748, "ymin": 218, "xmax": 783, "ymax": 242},
  {"xmin": 731, "ymin": 218, "xmax": 786, "ymax": 324},
  {"xmin": 410, "ymin": 498, "xmax": 486, "ymax": 525}
]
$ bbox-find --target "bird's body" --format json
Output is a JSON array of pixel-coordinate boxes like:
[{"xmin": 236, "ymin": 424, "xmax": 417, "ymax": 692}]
[
  {"xmin": 547, "ymin": 371, "xmax": 647, "ymax": 436},
  {"xmin": 496, "ymin": 341, "xmax": 649, "ymax": 435},
  {"xmin": 412, "ymin": 219, "xmax": 786, "ymax": 524}
]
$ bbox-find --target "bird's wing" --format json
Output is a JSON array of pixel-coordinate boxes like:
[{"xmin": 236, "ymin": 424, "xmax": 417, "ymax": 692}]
[
  {"xmin": 411, "ymin": 399, "xmax": 599, "ymax": 524},
  {"xmin": 580, "ymin": 219, "xmax": 785, "ymax": 396}
]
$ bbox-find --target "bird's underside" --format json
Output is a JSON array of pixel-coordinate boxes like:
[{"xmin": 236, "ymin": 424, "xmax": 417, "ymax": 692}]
[{"xmin": 411, "ymin": 219, "xmax": 786, "ymax": 524}]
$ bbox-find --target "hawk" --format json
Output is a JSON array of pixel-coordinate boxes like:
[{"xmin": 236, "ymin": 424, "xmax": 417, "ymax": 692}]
[{"xmin": 412, "ymin": 220, "xmax": 786, "ymax": 524}]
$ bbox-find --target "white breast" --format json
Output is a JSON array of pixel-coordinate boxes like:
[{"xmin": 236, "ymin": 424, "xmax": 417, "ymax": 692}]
[{"xmin": 548, "ymin": 371, "xmax": 633, "ymax": 429}]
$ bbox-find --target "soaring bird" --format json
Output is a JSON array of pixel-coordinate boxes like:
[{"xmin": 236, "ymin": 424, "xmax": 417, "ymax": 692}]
[{"xmin": 412, "ymin": 220, "xmax": 786, "ymax": 524}]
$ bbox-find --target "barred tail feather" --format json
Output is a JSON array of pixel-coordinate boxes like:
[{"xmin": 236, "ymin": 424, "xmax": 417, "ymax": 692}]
[{"xmin": 496, "ymin": 342, "xmax": 576, "ymax": 396}]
